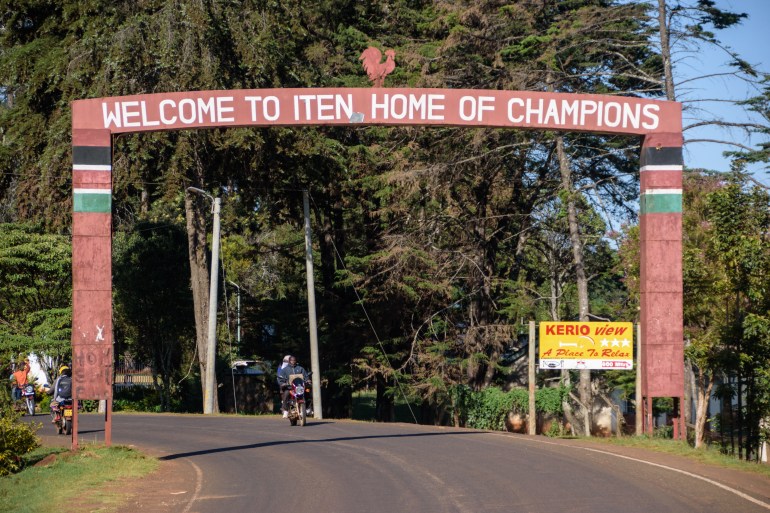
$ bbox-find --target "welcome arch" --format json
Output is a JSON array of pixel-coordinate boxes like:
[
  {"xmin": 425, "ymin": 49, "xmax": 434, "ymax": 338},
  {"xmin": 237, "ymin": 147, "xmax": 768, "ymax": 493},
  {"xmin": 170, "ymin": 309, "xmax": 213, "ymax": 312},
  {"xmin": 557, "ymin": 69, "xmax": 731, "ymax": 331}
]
[{"xmin": 71, "ymin": 88, "xmax": 684, "ymax": 443}]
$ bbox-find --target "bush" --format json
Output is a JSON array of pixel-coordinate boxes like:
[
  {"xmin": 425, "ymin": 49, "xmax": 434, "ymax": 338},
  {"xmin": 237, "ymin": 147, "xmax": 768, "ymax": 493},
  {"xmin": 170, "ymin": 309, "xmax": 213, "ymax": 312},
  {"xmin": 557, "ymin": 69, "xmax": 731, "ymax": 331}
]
[
  {"xmin": 80, "ymin": 400, "xmax": 99, "ymax": 412},
  {"xmin": 38, "ymin": 393, "xmax": 51, "ymax": 413},
  {"xmin": 450, "ymin": 384, "xmax": 570, "ymax": 431},
  {"xmin": 0, "ymin": 384, "xmax": 12, "ymax": 407},
  {"xmin": 112, "ymin": 386, "xmax": 187, "ymax": 412},
  {"xmin": 453, "ymin": 386, "xmax": 528, "ymax": 431},
  {"xmin": 465, "ymin": 387, "xmax": 519, "ymax": 430},
  {"xmin": 0, "ymin": 407, "xmax": 41, "ymax": 476},
  {"xmin": 113, "ymin": 387, "xmax": 162, "ymax": 412},
  {"xmin": 535, "ymin": 386, "xmax": 570, "ymax": 416},
  {"xmin": 545, "ymin": 420, "xmax": 564, "ymax": 437}
]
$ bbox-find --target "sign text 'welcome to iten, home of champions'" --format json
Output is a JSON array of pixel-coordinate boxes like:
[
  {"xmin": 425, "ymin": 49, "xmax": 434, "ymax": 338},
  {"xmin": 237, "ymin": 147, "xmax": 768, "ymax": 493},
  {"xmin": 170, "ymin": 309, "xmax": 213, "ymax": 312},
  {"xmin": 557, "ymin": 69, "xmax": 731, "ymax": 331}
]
[{"xmin": 72, "ymin": 88, "xmax": 680, "ymax": 136}]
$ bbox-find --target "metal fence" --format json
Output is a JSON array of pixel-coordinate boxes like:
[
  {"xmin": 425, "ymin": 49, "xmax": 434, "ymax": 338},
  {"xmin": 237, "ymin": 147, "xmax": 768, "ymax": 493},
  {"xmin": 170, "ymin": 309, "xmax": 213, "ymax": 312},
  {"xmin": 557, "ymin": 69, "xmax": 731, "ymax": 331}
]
[{"xmin": 114, "ymin": 357, "xmax": 155, "ymax": 390}]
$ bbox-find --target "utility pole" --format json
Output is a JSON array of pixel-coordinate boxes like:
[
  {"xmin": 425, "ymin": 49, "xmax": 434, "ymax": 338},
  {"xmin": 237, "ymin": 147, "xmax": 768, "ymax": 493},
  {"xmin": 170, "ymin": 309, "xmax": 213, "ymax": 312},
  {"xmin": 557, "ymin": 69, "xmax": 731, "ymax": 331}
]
[
  {"xmin": 303, "ymin": 190, "xmax": 323, "ymax": 419},
  {"xmin": 188, "ymin": 187, "xmax": 221, "ymax": 415}
]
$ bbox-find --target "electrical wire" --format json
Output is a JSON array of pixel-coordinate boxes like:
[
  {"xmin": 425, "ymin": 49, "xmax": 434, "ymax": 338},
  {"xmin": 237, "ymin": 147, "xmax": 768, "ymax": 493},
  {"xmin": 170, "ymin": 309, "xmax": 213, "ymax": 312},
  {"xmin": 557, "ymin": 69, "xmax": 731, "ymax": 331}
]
[
  {"xmin": 308, "ymin": 190, "xmax": 419, "ymax": 424},
  {"xmin": 176, "ymin": 343, "xmax": 198, "ymax": 386}
]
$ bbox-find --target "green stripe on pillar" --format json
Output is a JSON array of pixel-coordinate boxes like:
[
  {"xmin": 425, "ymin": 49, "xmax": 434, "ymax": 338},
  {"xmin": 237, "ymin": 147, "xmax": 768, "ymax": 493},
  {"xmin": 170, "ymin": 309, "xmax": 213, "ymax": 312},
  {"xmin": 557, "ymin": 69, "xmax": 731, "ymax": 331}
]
[
  {"xmin": 641, "ymin": 192, "xmax": 682, "ymax": 214},
  {"xmin": 74, "ymin": 193, "xmax": 112, "ymax": 213}
]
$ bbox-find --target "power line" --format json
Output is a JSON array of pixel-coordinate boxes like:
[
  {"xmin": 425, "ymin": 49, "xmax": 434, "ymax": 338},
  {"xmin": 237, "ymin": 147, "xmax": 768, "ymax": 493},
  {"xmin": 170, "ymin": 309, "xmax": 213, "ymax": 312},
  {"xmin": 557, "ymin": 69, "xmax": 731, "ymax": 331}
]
[{"xmin": 308, "ymin": 191, "xmax": 419, "ymax": 424}]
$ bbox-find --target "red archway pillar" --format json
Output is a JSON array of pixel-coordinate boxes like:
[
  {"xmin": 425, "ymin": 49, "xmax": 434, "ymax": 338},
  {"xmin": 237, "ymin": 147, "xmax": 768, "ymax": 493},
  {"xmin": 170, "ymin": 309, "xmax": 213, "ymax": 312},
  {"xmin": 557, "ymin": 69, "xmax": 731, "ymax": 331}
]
[
  {"xmin": 71, "ymin": 128, "xmax": 114, "ymax": 449},
  {"xmin": 639, "ymin": 132, "xmax": 685, "ymax": 439}
]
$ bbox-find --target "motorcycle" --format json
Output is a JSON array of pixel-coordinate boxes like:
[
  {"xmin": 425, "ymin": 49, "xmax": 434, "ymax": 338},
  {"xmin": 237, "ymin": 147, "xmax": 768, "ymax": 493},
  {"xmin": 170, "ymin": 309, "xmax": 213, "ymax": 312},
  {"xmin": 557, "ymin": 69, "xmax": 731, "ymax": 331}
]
[
  {"xmin": 285, "ymin": 374, "xmax": 311, "ymax": 426},
  {"xmin": 17, "ymin": 384, "xmax": 36, "ymax": 416},
  {"xmin": 51, "ymin": 399, "xmax": 74, "ymax": 435}
]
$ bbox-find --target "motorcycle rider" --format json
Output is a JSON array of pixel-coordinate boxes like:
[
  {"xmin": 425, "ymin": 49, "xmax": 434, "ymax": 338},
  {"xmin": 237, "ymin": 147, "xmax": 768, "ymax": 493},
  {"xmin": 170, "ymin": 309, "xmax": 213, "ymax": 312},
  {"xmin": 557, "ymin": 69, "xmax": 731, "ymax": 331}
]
[
  {"xmin": 277, "ymin": 355, "xmax": 291, "ymax": 416},
  {"xmin": 10, "ymin": 358, "xmax": 31, "ymax": 402},
  {"xmin": 50, "ymin": 365, "xmax": 73, "ymax": 413},
  {"xmin": 277, "ymin": 355, "xmax": 308, "ymax": 418}
]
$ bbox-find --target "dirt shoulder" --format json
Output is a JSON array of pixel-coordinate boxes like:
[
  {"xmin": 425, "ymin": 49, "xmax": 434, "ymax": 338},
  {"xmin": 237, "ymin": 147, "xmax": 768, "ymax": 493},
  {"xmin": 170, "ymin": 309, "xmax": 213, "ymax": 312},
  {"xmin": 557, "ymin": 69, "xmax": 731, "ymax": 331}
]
[
  {"xmin": 37, "ymin": 432, "xmax": 199, "ymax": 513},
  {"xmin": 108, "ymin": 457, "xmax": 199, "ymax": 513}
]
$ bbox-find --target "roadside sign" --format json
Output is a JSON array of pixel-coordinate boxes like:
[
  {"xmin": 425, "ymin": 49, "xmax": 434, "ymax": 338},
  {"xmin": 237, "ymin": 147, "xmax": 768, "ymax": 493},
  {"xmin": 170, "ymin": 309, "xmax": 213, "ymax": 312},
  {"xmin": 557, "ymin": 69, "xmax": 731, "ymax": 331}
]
[{"xmin": 539, "ymin": 321, "xmax": 633, "ymax": 370}]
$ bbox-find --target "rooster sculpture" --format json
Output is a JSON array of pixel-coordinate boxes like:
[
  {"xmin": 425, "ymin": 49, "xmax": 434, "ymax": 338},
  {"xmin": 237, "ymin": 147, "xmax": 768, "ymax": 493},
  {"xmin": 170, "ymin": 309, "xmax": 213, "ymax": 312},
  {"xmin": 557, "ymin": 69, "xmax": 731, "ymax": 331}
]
[{"xmin": 359, "ymin": 47, "xmax": 396, "ymax": 87}]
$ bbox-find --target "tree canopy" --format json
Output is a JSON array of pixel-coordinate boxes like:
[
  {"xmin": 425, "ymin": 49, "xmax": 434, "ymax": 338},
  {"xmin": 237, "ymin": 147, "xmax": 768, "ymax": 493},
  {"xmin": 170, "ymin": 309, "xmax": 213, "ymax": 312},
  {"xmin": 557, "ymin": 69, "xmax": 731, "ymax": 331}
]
[{"xmin": 0, "ymin": 223, "xmax": 71, "ymax": 363}]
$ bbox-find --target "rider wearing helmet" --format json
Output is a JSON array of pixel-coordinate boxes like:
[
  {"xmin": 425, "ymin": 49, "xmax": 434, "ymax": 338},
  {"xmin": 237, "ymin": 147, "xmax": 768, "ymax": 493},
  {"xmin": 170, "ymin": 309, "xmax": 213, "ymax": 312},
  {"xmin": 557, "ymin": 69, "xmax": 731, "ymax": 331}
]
[
  {"xmin": 277, "ymin": 355, "xmax": 308, "ymax": 418},
  {"xmin": 50, "ymin": 365, "xmax": 72, "ymax": 411}
]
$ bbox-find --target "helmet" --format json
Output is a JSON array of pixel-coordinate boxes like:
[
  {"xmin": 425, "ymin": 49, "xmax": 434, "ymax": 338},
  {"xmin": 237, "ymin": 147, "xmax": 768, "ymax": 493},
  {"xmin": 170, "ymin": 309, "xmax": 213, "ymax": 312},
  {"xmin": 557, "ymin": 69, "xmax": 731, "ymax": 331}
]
[
  {"xmin": 282, "ymin": 355, "xmax": 291, "ymax": 363},
  {"xmin": 59, "ymin": 365, "xmax": 70, "ymax": 375}
]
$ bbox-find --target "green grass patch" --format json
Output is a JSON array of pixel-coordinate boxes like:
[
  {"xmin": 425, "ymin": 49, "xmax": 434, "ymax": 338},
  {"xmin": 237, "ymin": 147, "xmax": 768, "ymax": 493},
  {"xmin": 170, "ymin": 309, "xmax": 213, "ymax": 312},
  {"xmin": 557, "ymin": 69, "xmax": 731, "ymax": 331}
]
[
  {"xmin": 0, "ymin": 444, "xmax": 158, "ymax": 513},
  {"xmin": 21, "ymin": 445, "xmax": 69, "ymax": 467},
  {"xmin": 580, "ymin": 436, "xmax": 770, "ymax": 478}
]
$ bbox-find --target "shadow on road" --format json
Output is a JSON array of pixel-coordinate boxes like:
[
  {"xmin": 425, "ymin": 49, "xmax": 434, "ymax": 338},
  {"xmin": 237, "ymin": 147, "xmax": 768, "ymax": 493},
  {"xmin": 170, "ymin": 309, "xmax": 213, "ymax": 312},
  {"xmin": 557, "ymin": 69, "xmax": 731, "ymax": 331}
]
[
  {"xmin": 78, "ymin": 429, "xmax": 105, "ymax": 435},
  {"xmin": 160, "ymin": 430, "xmax": 486, "ymax": 461}
]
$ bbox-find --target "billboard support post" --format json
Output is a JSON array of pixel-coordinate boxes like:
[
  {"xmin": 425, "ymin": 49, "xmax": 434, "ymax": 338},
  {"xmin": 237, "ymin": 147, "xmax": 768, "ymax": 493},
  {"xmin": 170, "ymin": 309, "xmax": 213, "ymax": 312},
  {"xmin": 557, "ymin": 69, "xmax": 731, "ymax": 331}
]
[{"xmin": 528, "ymin": 320, "xmax": 536, "ymax": 435}]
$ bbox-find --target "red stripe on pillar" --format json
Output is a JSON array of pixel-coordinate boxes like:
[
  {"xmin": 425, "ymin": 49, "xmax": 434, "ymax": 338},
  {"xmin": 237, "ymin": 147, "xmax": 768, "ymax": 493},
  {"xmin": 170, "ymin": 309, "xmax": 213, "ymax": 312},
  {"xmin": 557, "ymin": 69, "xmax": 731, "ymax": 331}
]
[
  {"xmin": 641, "ymin": 170, "xmax": 682, "ymax": 190},
  {"xmin": 72, "ymin": 128, "xmax": 111, "ymax": 147},
  {"xmin": 73, "ymin": 170, "xmax": 112, "ymax": 188}
]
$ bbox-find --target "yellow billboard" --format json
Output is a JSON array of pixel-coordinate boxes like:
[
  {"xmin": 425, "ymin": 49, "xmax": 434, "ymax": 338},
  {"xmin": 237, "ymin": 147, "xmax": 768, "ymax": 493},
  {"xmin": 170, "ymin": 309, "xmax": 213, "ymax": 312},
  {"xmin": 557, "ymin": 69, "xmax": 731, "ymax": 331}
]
[{"xmin": 539, "ymin": 322, "xmax": 633, "ymax": 370}]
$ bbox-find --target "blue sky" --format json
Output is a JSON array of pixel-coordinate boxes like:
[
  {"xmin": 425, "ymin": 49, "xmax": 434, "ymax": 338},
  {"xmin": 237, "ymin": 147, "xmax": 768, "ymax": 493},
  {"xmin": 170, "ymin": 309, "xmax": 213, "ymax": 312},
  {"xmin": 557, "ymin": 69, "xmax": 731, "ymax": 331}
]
[{"xmin": 678, "ymin": 0, "xmax": 769, "ymax": 184}]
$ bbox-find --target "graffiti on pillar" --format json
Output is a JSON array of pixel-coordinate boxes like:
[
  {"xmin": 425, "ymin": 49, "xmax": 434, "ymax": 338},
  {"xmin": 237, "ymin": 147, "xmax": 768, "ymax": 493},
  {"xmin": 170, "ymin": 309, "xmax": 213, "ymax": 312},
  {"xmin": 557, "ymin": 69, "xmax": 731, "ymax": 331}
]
[{"xmin": 72, "ymin": 344, "xmax": 113, "ymax": 400}]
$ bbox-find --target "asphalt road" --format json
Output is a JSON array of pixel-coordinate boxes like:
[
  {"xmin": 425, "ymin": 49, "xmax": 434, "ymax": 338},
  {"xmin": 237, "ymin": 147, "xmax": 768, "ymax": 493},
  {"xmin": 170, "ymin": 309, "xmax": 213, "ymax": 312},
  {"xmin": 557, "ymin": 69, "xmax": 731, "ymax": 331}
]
[{"xmin": 34, "ymin": 413, "xmax": 770, "ymax": 513}]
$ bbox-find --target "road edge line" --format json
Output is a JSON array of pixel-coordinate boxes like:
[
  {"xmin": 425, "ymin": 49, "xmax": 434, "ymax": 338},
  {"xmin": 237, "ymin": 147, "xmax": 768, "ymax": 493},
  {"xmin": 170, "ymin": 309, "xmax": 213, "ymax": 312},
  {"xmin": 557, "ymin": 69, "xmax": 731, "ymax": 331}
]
[
  {"xmin": 181, "ymin": 460, "xmax": 203, "ymax": 513},
  {"xmin": 499, "ymin": 434, "xmax": 770, "ymax": 511}
]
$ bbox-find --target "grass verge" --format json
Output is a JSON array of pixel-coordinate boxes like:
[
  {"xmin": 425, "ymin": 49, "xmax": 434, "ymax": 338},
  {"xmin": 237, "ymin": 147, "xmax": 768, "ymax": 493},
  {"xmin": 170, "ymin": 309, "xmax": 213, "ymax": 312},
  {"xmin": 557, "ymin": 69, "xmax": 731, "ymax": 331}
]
[
  {"xmin": 0, "ymin": 444, "xmax": 158, "ymax": 513},
  {"xmin": 577, "ymin": 435, "xmax": 770, "ymax": 478}
]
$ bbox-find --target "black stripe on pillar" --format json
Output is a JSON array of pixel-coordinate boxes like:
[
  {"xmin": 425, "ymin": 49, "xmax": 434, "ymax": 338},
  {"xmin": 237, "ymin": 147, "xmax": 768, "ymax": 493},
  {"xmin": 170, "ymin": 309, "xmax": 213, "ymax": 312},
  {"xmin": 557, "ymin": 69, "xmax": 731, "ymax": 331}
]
[
  {"xmin": 641, "ymin": 147, "xmax": 683, "ymax": 167},
  {"xmin": 73, "ymin": 146, "xmax": 112, "ymax": 166}
]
